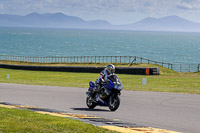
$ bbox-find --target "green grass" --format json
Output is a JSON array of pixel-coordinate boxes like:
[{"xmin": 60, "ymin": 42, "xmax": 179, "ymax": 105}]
[
  {"xmin": 0, "ymin": 107, "xmax": 116, "ymax": 133},
  {"xmin": 0, "ymin": 67, "xmax": 200, "ymax": 94}
]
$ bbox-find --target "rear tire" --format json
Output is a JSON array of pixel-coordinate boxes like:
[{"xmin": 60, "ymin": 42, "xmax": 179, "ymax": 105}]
[
  {"xmin": 108, "ymin": 95, "xmax": 120, "ymax": 111},
  {"xmin": 86, "ymin": 96, "xmax": 96, "ymax": 109}
]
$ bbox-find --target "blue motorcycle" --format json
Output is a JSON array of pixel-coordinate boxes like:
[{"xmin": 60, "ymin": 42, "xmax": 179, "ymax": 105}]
[{"xmin": 86, "ymin": 74, "xmax": 123, "ymax": 111}]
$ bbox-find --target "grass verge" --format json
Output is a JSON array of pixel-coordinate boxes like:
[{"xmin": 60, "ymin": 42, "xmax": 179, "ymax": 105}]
[
  {"xmin": 0, "ymin": 67, "xmax": 200, "ymax": 94},
  {"xmin": 0, "ymin": 107, "xmax": 116, "ymax": 133}
]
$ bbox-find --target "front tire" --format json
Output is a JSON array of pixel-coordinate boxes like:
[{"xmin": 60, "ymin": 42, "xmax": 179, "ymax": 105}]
[
  {"xmin": 108, "ymin": 95, "xmax": 120, "ymax": 111},
  {"xmin": 86, "ymin": 96, "xmax": 96, "ymax": 109}
]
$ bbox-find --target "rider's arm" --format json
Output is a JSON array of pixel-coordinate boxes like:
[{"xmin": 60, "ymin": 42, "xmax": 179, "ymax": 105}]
[{"xmin": 96, "ymin": 70, "xmax": 106, "ymax": 84}]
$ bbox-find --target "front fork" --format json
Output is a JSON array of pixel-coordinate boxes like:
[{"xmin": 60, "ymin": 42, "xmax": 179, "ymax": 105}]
[{"xmin": 86, "ymin": 91, "xmax": 96, "ymax": 100}]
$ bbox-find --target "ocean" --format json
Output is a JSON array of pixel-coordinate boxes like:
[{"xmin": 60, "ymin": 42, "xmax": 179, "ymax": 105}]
[{"xmin": 0, "ymin": 27, "xmax": 200, "ymax": 64}]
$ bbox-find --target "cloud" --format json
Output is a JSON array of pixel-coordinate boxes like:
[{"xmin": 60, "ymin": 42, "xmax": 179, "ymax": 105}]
[
  {"xmin": 0, "ymin": 0, "xmax": 174, "ymax": 15},
  {"xmin": 177, "ymin": 5, "xmax": 197, "ymax": 10},
  {"xmin": 144, "ymin": 2, "xmax": 153, "ymax": 7},
  {"xmin": 177, "ymin": 0, "xmax": 200, "ymax": 10},
  {"xmin": 125, "ymin": 9, "xmax": 136, "ymax": 12},
  {"xmin": 0, "ymin": 4, "xmax": 4, "ymax": 10},
  {"xmin": 0, "ymin": 0, "xmax": 200, "ymax": 24}
]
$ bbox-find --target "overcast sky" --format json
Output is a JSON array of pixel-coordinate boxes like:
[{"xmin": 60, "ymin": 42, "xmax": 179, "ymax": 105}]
[{"xmin": 0, "ymin": 0, "xmax": 200, "ymax": 25}]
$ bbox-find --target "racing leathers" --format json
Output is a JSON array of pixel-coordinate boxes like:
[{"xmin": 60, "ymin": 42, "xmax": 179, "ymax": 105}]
[{"xmin": 95, "ymin": 68, "xmax": 110, "ymax": 92}]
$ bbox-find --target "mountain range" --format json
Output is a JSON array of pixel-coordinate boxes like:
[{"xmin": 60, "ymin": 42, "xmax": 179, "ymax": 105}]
[
  {"xmin": 1, "ymin": 12, "xmax": 200, "ymax": 32},
  {"xmin": 0, "ymin": 12, "xmax": 111, "ymax": 29}
]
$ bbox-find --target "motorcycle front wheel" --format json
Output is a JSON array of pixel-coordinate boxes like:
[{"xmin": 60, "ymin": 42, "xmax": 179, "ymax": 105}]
[
  {"xmin": 108, "ymin": 95, "xmax": 120, "ymax": 111},
  {"xmin": 86, "ymin": 96, "xmax": 96, "ymax": 109}
]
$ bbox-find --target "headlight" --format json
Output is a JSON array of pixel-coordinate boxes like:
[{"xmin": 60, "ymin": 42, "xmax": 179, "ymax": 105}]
[
  {"xmin": 114, "ymin": 84, "xmax": 118, "ymax": 89},
  {"xmin": 114, "ymin": 84, "xmax": 123, "ymax": 90}
]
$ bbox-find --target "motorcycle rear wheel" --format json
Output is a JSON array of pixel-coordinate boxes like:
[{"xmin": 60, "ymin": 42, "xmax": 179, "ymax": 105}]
[
  {"xmin": 86, "ymin": 96, "xmax": 96, "ymax": 109},
  {"xmin": 108, "ymin": 95, "xmax": 120, "ymax": 111}
]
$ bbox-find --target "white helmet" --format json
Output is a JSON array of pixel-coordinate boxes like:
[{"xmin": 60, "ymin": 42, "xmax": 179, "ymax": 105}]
[{"xmin": 106, "ymin": 64, "xmax": 115, "ymax": 74}]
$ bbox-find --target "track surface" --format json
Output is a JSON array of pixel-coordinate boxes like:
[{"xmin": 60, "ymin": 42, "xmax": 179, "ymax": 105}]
[{"xmin": 0, "ymin": 83, "xmax": 200, "ymax": 133}]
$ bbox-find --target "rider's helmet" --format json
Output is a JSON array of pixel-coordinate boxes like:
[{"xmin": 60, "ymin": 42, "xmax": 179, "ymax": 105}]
[{"xmin": 106, "ymin": 64, "xmax": 115, "ymax": 74}]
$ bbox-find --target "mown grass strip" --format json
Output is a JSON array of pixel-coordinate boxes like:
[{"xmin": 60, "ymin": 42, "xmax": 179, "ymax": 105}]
[
  {"xmin": 0, "ymin": 67, "xmax": 200, "ymax": 94},
  {"xmin": 0, "ymin": 107, "xmax": 116, "ymax": 133}
]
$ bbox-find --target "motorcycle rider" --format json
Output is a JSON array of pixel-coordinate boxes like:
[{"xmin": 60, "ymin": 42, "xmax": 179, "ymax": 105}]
[
  {"xmin": 94, "ymin": 64, "xmax": 115, "ymax": 92},
  {"xmin": 86, "ymin": 64, "xmax": 122, "ymax": 111}
]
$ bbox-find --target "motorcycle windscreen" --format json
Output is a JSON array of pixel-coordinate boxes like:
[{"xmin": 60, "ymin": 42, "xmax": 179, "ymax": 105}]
[{"xmin": 107, "ymin": 75, "xmax": 123, "ymax": 90}]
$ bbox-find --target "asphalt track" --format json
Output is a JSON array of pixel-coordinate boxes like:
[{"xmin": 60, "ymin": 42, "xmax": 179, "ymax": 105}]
[{"xmin": 0, "ymin": 83, "xmax": 200, "ymax": 133}]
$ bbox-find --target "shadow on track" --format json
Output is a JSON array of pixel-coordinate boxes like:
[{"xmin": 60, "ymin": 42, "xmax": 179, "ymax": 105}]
[{"xmin": 71, "ymin": 108, "xmax": 110, "ymax": 112}]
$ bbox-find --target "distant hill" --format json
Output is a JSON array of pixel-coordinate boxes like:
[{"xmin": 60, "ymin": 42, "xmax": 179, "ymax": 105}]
[
  {"xmin": 1, "ymin": 13, "xmax": 200, "ymax": 32},
  {"xmin": 0, "ymin": 12, "xmax": 112, "ymax": 29},
  {"xmin": 120, "ymin": 15, "xmax": 200, "ymax": 32}
]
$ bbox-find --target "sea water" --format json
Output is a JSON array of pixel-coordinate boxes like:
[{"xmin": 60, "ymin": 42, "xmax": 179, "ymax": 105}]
[{"xmin": 0, "ymin": 27, "xmax": 200, "ymax": 64}]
